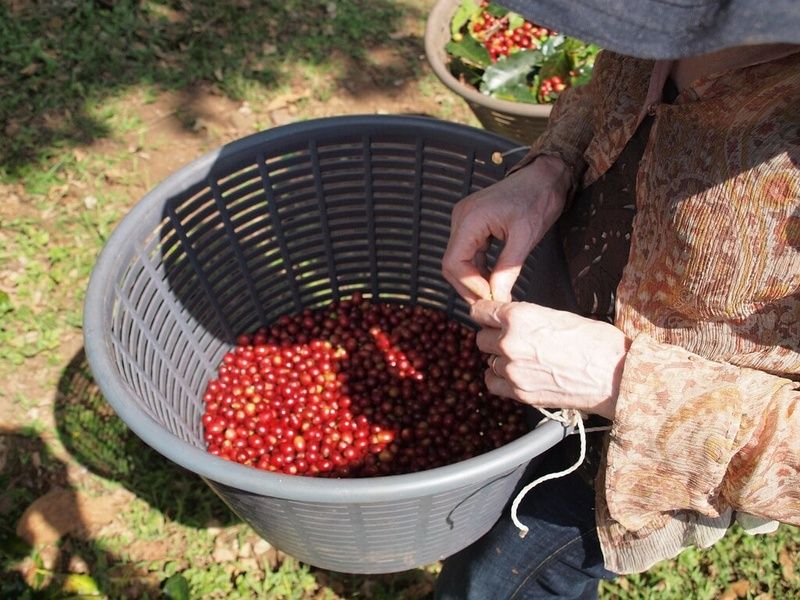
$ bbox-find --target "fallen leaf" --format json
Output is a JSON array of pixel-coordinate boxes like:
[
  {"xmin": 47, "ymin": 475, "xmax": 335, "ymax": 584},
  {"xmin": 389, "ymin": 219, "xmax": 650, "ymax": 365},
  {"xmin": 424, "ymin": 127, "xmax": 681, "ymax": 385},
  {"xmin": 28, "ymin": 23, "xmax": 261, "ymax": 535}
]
[
  {"xmin": 62, "ymin": 573, "xmax": 101, "ymax": 596},
  {"xmin": 779, "ymin": 548, "xmax": 797, "ymax": 582},
  {"xmin": 16, "ymin": 487, "xmax": 131, "ymax": 545},
  {"xmin": 212, "ymin": 546, "xmax": 236, "ymax": 562},
  {"xmin": 720, "ymin": 580, "xmax": 750, "ymax": 600},
  {"xmin": 163, "ymin": 573, "xmax": 190, "ymax": 600},
  {"xmin": 21, "ymin": 63, "xmax": 40, "ymax": 76}
]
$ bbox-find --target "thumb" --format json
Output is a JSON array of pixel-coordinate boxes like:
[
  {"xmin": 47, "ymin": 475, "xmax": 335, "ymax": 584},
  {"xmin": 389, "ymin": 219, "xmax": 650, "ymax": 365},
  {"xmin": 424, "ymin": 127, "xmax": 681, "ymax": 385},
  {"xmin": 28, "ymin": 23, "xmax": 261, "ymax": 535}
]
[{"xmin": 489, "ymin": 226, "xmax": 534, "ymax": 302}]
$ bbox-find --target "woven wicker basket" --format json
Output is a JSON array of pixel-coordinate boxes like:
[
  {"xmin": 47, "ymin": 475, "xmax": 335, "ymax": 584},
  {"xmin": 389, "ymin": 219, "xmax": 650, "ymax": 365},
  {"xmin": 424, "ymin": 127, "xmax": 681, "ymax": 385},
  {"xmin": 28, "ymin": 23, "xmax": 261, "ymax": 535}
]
[{"xmin": 425, "ymin": 0, "xmax": 552, "ymax": 144}]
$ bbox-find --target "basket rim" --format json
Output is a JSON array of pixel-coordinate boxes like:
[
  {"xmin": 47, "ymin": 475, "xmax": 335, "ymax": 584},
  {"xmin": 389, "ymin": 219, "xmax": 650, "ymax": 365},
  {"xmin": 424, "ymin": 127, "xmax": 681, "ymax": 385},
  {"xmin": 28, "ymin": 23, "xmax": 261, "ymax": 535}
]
[
  {"xmin": 83, "ymin": 114, "xmax": 568, "ymax": 503},
  {"xmin": 425, "ymin": 0, "xmax": 553, "ymax": 119}
]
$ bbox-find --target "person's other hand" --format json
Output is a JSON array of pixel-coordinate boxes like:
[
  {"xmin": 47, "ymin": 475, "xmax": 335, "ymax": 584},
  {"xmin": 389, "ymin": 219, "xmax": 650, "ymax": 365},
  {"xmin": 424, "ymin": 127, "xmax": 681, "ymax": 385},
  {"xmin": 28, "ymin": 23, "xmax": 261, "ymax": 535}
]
[
  {"xmin": 442, "ymin": 155, "xmax": 571, "ymax": 304},
  {"xmin": 471, "ymin": 300, "xmax": 629, "ymax": 420}
]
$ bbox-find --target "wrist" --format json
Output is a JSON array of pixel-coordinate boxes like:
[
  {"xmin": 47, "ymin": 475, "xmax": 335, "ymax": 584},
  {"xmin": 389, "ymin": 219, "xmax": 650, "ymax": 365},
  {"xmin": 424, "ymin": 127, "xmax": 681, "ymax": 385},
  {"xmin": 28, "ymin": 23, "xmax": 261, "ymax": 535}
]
[
  {"xmin": 597, "ymin": 335, "xmax": 631, "ymax": 420},
  {"xmin": 532, "ymin": 154, "xmax": 573, "ymax": 194}
]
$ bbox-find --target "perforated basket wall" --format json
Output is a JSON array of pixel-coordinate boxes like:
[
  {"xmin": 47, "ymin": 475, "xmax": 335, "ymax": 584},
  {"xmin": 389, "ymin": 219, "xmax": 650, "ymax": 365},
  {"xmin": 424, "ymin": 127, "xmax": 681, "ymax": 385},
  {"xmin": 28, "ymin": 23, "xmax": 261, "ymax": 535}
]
[{"xmin": 84, "ymin": 115, "xmax": 572, "ymax": 573}]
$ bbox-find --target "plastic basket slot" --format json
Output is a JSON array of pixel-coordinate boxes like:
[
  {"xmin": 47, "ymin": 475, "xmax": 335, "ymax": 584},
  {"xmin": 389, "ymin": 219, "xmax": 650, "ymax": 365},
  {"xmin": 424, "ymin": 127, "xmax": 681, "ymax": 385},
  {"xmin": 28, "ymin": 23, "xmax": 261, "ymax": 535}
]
[
  {"xmin": 239, "ymin": 236, "xmax": 282, "ymax": 265},
  {"xmin": 167, "ymin": 181, "xmax": 213, "ymax": 218},
  {"xmin": 264, "ymin": 160, "xmax": 314, "ymax": 186},
  {"xmin": 172, "ymin": 189, "xmax": 215, "ymax": 226},
  {"xmin": 166, "ymin": 209, "xmax": 235, "ymax": 342},
  {"xmin": 211, "ymin": 179, "xmax": 270, "ymax": 327},
  {"xmin": 226, "ymin": 184, "xmax": 269, "ymax": 214},
  {"xmin": 225, "ymin": 310, "xmax": 262, "ymax": 341},
  {"xmin": 234, "ymin": 226, "xmax": 279, "ymax": 259},
  {"xmin": 360, "ymin": 507, "xmax": 423, "ymax": 522},
  {"xmin": 272, "ymin": 185, "xmax": 317, "ymax": 210},
  {"xmin": 371, "ymin": 204, "xmax": 415, "ymax": 218},
  {"xmin": 247, "ymin": 269, "xmax": 294, "ymax": 304},
  {"xmin": 260, "ymin": 288, "xmax": 305, "ymax": 323},
  {"xmin": 315, "ymin": 162, "xmax": 367, "ymax": 184},
  {"xmin": 369, "ymin": 164, "xmax": 417, "ymax": 180},
  {"xmin": 269, "ymin": 169, "xmax": 315, "ymax": 195},
  {"xmin": 418, "ymin": 192, "xmax": 463, "ymax": 212},
  {"xmin": 470, "ymin": 169, "xmax": 501, "ymax": 189},
  {"xmin": 322, "ymin": 190, "xmax": 369, "ymax": 208},
  {"xmin": 368, "ymin": 138, "xmax": 417, "ymax": 151},
  {"xmin": 327, "ymin": 214, "xmax": 370, "ymax": 232},
  {"xmin": 420, "ymin": 172, "xmax": 472, "ymax": 196},
  {"xmin": 422, "ymin": 144, "xmax": 470, "ymax": 164},
  {"xmin": 287, "ymin": 268, "xmax": 335, "ymax": 299},
  {"xmin": 216, "ymin": 163, "xmax": 260, "ymax": 195},
  {"xmin": 114, "ymin": 289, "xmax": 199, "ymax": 409},
  {"xmin": 109, "ymin": 334, "xmax": 193, "ymax": 441},
  {"xmin": 279, "ymin": 220, "xmax": 326, "ymax": 246},
  {"xmin": 245, "ymin": 261, "xmax": 292, "ymax": 292},
  {"xmin": 315, "ymin": 140, "xmax": 364, "ymax": 160},
  {"xmin": 143, "ymin": 216, "xmax": 180, "ymax": 263},
  {"xmin": 218, "ymin": 180, "xmax": 263, "ymax": 215},
  {"xmin": 317, "ymin": 182, "xmax": 369, "ymax": 202},
  {"xmin": 264, "ymin": 145, "xmax": 310, "ymax": 166},
  {"xmin": 221, "ymin": 190, "xmax": 268, "ymax": 230}
]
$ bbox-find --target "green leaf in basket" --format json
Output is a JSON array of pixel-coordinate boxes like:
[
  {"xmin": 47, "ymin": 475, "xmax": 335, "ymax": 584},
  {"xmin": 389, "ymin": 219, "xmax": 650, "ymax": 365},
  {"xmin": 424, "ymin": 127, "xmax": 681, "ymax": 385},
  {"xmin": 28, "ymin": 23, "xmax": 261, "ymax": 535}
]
[
  {"xmin": 492, "ymin": 83, "xmax": 539, "ymax": 104},
  {"xmin": 539, "ymin": 34, "xmax": 566, "ymax": 58},
  {"xmin": 539, "ymin": 48, "xmax": 571, "ymax": 81},
  {"xmin": 479, "ymin": 49, "xmax": 543, "ymax": 94},
  {"xmin": 446, "ymin": 36, "xmax": 491, "ymax": 69},
  {"xmin": 163, "ymin": 573, "xmax": 191, "ymax": 600},
  {"xmin": 450, "ymin": 56, "xmax": 484, "ymax": 86},
  {"xmin": 450, "ymin": 0, "xmax": 480, "ymax": 37},
  {"xmin": 507, "ymin": 11, "xmax": 525, "ymax": 31},
  {"xmin": 485, "ymin": 3, "xmax": 507, "ymax": 17}
]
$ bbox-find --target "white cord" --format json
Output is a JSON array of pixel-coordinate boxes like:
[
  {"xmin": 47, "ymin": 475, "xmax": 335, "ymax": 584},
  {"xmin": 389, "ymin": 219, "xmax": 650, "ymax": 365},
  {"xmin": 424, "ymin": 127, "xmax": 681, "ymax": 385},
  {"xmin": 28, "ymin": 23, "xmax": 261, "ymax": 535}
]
[{"xmin": 511, "ymin": 408, "xmax": 610, "ymax": 538}]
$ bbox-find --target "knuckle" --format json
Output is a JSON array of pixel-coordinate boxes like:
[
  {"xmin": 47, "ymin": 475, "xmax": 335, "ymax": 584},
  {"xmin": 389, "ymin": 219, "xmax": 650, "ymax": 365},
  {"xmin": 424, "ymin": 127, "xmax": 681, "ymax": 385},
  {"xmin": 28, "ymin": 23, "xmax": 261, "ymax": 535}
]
[
  {"xmin": 499, "ymin": 303, "xmax": 519, "ymax": 326},
  {"xmin": 495, "ymin": 335, "xmax": 513, "ymax": 356}
]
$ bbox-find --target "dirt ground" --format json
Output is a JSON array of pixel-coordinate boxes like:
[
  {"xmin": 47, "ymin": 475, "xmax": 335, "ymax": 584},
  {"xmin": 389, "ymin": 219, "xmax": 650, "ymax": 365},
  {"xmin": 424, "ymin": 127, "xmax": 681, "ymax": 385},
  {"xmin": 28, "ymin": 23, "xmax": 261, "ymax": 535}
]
[{"xmin": 0, "ymin": 15, "xmax": 480, "ymax": 595}]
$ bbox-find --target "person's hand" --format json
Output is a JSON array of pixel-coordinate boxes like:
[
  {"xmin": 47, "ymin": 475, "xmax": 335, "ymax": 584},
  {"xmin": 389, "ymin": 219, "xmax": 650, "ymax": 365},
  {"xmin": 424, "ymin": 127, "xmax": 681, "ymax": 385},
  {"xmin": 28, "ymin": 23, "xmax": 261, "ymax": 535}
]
[
  {"xmin": 442, "ymin": 155, "xmax": 572, "ymax": 304},
  {"xmin": 471, "ymin": 300, "xmax": 629, "ymax": 420}
]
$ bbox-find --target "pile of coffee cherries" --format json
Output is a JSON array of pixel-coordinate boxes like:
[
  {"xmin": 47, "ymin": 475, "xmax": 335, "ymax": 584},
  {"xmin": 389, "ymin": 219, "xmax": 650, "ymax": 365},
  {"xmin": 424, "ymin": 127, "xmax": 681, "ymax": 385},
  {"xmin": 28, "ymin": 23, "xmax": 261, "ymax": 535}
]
[
  {"xmin": 469, "ymin": 1, "xmax": 558, "ymax": 62},
  {"xmin": 201, "ymin": 293, "xmax": 530, "ymax": 478}
]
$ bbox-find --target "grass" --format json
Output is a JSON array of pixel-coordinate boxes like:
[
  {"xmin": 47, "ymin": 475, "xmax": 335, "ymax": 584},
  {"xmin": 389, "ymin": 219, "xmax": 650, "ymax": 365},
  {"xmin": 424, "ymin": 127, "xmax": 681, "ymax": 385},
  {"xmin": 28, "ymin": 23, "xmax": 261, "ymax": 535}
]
[
  {"xmin": 1, "ymin": 0, "xmax": 798, "ymax": 598},
  {"xmin": 0, "ymin": 0, "xmax": 410, "ymax": 178}
]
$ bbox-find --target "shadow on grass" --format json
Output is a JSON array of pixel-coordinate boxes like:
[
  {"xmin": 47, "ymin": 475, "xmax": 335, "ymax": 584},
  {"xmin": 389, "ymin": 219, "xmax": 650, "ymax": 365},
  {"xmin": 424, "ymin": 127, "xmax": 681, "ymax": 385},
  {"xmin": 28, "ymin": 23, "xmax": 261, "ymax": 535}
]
[
  {"xmin": 0, "ymin": 428, "xmax": 164, "ymax": 599},
  {"xmin": 1, "ymin": 0, "xmax": 426, "ymax": 177},
  {"xmin": 54, "ymin": 348, "xmax": 237, "ymax": 530}
]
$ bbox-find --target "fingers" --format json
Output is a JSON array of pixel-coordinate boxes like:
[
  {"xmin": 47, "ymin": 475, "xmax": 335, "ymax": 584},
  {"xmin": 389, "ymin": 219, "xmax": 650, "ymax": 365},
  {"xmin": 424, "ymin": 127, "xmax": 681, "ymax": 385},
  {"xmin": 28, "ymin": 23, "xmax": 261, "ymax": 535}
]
[
  {"xmin": 476, "ymin": 327, "xmax": 501, "ymax": 355},
  {"xmin": 489, "ymin": 224, "xmax": 534, "ymax": 302},
  {"xmin": 484, "ymin": 369, "xmax": 515, "ymax": 399},
  {"xmin": 442, "ymin": 209, "xmax": 494, "ymax": 302},
  {"xmin": 469, "ymin": 299, "xmax": 505, "ymax": 328},
  {"xmin": 448, "ymin": 272, "xmax": 490, "ymax": 305}
]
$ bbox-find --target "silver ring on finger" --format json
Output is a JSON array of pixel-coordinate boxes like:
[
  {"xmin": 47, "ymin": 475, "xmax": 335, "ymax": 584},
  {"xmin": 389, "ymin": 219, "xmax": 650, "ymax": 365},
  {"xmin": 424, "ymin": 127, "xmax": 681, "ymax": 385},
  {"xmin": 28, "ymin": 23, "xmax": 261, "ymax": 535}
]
[{"xmin": 489, "ymin": 355, "xmax": 501, "ymax": 378}]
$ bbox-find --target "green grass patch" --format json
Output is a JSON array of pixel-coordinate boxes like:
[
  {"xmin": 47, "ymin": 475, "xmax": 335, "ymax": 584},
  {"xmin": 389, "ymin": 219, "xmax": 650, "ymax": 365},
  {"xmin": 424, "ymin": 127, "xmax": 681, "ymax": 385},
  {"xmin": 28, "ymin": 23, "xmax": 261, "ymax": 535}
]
[{"xmin": 0, "ymin": 0, "xmax": 408, "ymax": 178}]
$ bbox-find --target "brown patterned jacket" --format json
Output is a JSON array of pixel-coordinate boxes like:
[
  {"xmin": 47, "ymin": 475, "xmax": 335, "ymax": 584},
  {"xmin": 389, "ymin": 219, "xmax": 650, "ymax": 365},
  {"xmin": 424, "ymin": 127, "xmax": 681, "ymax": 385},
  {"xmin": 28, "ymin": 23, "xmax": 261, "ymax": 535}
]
[{"xmin": 520, "ymin": 49, "xmax": 800, "ymax": 573}]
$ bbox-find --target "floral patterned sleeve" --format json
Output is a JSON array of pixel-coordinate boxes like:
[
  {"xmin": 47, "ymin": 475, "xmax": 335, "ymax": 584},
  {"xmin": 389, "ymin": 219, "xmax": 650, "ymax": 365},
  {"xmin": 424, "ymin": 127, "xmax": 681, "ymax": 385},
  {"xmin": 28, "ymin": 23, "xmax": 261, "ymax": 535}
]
[{"xmin": 605, "ymin": 334, "xmax": 800, "ymax": 531}]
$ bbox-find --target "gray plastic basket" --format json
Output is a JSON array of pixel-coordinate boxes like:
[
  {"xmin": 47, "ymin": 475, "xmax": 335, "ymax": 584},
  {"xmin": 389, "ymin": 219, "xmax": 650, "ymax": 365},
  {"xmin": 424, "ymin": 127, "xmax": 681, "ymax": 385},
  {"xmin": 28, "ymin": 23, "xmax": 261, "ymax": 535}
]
[{"xmin": 83, "ymin": 115, "xmax": 574, "ymax": 574}]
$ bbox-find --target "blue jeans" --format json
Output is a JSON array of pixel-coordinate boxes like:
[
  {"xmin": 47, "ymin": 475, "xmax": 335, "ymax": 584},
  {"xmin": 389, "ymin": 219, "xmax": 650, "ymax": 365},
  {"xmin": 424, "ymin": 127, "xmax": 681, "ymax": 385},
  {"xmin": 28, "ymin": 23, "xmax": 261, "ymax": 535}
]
[{"xmin": 435, "ymin": 435, "xmax": 615, "ymax": 599}]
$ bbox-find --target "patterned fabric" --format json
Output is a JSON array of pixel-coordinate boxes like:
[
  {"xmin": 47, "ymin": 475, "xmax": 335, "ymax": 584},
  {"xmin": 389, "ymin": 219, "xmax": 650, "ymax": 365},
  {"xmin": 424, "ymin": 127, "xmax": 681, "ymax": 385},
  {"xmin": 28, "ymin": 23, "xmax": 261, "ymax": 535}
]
[
  {"xmin": 517, "ymin": 49, "xmax": 800, "ymax": 573},
  {"xmin": 558, "ymin": 114, "xmax": 653, "ymax": 322}
]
